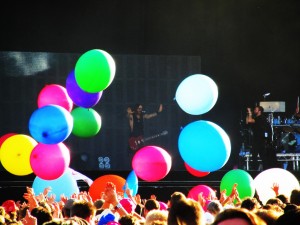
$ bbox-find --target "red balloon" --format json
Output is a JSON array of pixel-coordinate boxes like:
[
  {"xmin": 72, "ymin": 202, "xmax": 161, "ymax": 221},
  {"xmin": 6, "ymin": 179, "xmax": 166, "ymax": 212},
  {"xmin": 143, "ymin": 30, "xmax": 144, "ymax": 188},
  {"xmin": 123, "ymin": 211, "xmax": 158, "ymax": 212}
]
[
  {"xmin": 0, "ymin": 133, "xmax": 17, "ymax": 149},
  {"xmin": 89, "ymin": 174, "xmax": 126, "ymax": 201},
  {"xmin": 184, "ymin": 162, "xmax": 210, "ymax": 177}
]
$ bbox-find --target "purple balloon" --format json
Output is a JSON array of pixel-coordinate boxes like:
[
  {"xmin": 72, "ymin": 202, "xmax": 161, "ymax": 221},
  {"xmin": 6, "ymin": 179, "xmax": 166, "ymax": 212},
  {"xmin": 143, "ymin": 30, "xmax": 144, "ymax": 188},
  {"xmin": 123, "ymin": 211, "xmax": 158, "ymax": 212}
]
[{"xmin": 66, "ymin": 70, "xmax": 102, "ymax": 108}]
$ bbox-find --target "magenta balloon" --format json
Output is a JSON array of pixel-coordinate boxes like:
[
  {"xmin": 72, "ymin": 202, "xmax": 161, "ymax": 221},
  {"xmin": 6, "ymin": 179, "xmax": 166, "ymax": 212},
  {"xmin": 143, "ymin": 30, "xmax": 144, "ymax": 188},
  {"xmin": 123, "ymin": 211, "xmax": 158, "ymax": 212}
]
[
  {"xmin": 132, "ymin": 146, "xmax": 172, "ymax": 182},
  {"xmin": 188, "ymin": 184, "xmax": 216, "ymax": 202},
  {"xmin": 159, "ymin": 201, "xmax": 168, "ymax": 210},
  {"xmin": 38, "ymin": 84, "xmax": 73, "ymax": 112},
  {"xmin": 30, "ymin": 143, "xmax": 70, "ymax": 180},
  {"xmin": 66, "ymin": 70, "xmax": 102, "ymax": 108}
]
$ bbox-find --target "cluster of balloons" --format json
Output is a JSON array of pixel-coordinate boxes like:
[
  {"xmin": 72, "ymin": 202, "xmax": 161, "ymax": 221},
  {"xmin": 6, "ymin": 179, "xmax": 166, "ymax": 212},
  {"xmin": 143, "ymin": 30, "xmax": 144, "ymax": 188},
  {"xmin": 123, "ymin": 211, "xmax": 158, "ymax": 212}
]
[
  {"xmin": 175, "ymin": 74, "xmax": 231, "ymax": 176},
  {"xmin": 0, "ymin": 49, "xmax": 116, "ymax": 199},
  {"xmin": 188, "ymin": 168, "xmax": 299, "ymax": 206}
]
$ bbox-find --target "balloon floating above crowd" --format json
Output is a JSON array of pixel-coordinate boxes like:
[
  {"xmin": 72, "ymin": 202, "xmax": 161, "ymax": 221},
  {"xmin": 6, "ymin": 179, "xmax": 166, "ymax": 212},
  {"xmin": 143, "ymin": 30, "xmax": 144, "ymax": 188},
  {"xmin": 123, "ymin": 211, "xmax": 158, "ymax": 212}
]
[
  {"xmin": 74, "ymin": 49, "xmax": 116, "ymax": 93},
  {"xmin": 132, "ymin": 146, "xmax": 172, "ymax": 182},
  {"xmin": 0, "ymin": 134, "xmax": 37, "ymax": 176},
  {"xmin": 28, "ymin": 105, "xmax": 73, "ymax": 144},
  {"xmin": 254, "ymin": 168, "xmax": 300, "ymax": 204},
  {"xmin": 66, "ymin": 70, "xmax": 103, "ymax": 108},
  {"xmin": 178, "ymin": 120, "xmax": 231, "ymax": 172},
  {"xmin": 175, "ymin": 74, "xmax": 218, "ymax": 115},
  {"xmin": 220, "ymin": 169, "xmax": 255, "ymax": 201},
  {"xmin": 71, "ymin": 107, "xmax": 102, "ymax": 138},
  {"xmin": 30, "ymin": 142, "xmax": 70, "ymax": 180},
  {"xmin": 38, "ymin": 84, "xmax": 73, "ymax": 112}
]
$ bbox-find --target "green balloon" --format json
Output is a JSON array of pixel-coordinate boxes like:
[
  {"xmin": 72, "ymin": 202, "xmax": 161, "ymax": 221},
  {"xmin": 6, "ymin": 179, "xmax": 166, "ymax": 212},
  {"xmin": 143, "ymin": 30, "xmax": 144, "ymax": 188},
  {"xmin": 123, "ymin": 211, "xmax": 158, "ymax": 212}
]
[
  {"xmin": 71, "ymin": 107, "xmax": 102, "ymax": 138},
  {"xmin": 220, "ymin": 169, "xmax": 255, "ymax": 200},
  {"xmin": 75, "ymin": 49, "xmax": 116, "ymax": 93}
]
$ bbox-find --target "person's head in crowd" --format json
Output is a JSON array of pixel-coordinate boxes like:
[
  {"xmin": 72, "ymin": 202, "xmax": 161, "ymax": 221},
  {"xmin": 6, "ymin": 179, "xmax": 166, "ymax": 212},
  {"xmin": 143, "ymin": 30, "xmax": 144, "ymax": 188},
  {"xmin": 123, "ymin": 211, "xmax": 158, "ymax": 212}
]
[
  {"xmin": 62, "ymin": 199, "xmax": 75, "ymax": 218},
  {"xmin": 38, "ymin": 201, "xmax": 53, "ymax": 215},
  {"xmin": 290, "ymin": 189, "xmax": 300, "ymax": 206},
  {"xmin": 94, "ymin": 199, "xmax": 105, "ymax": 210},
  {"xmin": 145, "ymin": 209, "xmax": 168, "ymax": 225},
  {"xmin": 167, "ymin": 192, "xmax": 187, "ymax": 225},
  {"xmin": 168, "ymin": 197, "xmax": 204, "ymax": 225},
  {"xmin": 143, "ymin": 199, "xmax": 160, "ymax": 218},
  {"xmin": 255, "ymin": 208, "xmax": 282, "ymax": 225},
  {"xmin": 167, "ymin": 192, "xmax": 186, "ymax": 209},
  {"xmin": 212, "ymin": 208, "xmax": 267, "ymax": 225},
  {"xmin": 261, "ymin": 204, "xmax": 283, "ymax": 214},
  {"xmin": 118, "ymin": 214, "xmax": 139, "ymax": 225},
  {"xmin": 265, "ymin": 198, "xmax": 285, "ymax": 209},
  {"xmin": 276, "ymin": 194, "xmax": 289, "ymax": 205},
  {"xmin": 240, "ymin": 197, "xmax": 261, "ymax": 211},
  {"xmin": 283, "ymin": 203, "xmax": 299, "ymax": 213},
  {"xmin": 206, "ymin": 200, "xmax": 223, "ymax": 217},
  {"xmin": 67, "ymin": 217, "xmax": 90, "ymax": 225},
  {"xmin": 205, "ymin": 200, "xmax": 224, "ymax": 225},
  {"xmin": 276, "ymin": 208, "xmax": 300, "ymax": 225},
  {"xmin": 30, "ymin": 206, "xmax": 53, "ymax": 225},
  {"xmin": 70, "ymin": 200, "xmax": 96, "ymax": 224},
  {"xmin": 0, "ymin": 207, "xmax": 5, "ymax": 217}
]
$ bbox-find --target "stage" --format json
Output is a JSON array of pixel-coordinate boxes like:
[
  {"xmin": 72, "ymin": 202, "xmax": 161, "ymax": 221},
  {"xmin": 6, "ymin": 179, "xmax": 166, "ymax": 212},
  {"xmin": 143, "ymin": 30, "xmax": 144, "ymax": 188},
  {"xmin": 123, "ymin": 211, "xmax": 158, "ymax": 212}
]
[{"xmin": 241, "ymin": 153, "xmax": 300, "ymax": 171}]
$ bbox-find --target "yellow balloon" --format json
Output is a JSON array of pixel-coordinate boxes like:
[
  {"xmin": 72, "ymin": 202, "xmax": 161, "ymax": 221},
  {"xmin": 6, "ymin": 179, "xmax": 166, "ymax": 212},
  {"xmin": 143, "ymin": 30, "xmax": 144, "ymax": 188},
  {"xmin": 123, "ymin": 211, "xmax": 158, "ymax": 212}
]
[{"xmin": 0, "ymin": 134, "xmax": 37, "ymax": 176}]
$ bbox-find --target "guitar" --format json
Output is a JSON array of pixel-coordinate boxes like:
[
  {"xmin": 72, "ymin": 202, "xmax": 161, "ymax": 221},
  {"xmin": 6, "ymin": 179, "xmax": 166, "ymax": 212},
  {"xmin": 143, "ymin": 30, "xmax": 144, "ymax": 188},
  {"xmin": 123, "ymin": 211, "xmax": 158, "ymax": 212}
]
[{"xmin": 128, "ymin": 130, "xmax": 168, "ymax": 151}]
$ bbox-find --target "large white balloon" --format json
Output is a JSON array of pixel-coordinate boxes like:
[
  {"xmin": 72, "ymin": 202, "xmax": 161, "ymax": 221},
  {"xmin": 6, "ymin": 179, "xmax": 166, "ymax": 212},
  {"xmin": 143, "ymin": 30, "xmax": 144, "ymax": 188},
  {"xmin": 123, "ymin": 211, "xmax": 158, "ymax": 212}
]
[
  {"xmin": 175, "ymin": 74, "xmax": 218, "ymax": 115},
  {"xmin": 254, "ymin": 168, "xmax": 300, "ymax": 204}
]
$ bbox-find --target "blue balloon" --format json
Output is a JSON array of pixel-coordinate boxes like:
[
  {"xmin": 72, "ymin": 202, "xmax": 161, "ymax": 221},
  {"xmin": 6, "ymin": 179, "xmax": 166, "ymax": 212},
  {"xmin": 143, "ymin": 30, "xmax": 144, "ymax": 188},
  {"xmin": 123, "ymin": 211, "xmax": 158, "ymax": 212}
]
[
  {"xmin": 32, "ymin": 168, "xmax": 79, "ymax": 201},
  {"xmin": 29, "ymin": 105, "xmax": 73, "ymax": 144},
  {"xmin": 178, "ymin": 120, "xmax": 231, "ymax": 172},
  {"xmin": 123, "ymin": 170, "xmax": 138, "ymax": 197},
  {"xmin": 66, "ymin": 70, "xmax": 103, "ymax": 108}
]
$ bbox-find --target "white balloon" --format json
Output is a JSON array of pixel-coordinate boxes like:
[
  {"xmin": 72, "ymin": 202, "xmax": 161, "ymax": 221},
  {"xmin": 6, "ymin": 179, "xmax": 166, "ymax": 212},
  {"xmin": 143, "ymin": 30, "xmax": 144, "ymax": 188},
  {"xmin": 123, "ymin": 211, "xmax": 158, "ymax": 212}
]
[
  {"xmin": 253, "ymin": 168, "xmax": 300, "ymax": 205},
  {"xmin": 175, "ymin": 74, "xmax": 218, "ymax": 115}
]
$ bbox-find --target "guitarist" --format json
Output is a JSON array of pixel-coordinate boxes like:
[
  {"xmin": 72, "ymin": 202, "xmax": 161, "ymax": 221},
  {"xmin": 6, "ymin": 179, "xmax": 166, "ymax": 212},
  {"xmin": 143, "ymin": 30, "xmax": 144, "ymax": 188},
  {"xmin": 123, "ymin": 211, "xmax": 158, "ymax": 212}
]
[{"xmin": 127, "ymin": 103, "xmax": 163, "ymax": 151}]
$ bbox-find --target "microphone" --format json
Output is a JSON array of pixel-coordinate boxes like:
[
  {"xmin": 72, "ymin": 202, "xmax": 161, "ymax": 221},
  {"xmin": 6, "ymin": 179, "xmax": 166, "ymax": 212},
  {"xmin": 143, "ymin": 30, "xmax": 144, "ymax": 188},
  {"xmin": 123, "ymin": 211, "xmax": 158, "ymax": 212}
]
[{"xmin": 263, "ymin": 93, "xmax": 271, "ymax": 97}]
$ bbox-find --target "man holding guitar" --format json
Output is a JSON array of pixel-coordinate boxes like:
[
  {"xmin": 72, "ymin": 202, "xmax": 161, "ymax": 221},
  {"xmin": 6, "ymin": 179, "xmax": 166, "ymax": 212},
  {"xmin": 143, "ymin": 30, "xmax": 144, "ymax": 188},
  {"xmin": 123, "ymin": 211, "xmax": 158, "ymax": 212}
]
[{"xmin": 127, "ymin": 103, "xmax": 163, "ymax": 151}]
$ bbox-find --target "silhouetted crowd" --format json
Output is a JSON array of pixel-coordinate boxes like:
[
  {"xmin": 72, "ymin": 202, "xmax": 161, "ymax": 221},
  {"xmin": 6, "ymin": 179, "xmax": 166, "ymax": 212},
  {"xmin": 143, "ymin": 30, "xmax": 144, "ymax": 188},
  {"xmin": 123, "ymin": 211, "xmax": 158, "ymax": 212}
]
[{"xmin": 1, "ymin": 181, "xmax": 300, "ymax": 225}]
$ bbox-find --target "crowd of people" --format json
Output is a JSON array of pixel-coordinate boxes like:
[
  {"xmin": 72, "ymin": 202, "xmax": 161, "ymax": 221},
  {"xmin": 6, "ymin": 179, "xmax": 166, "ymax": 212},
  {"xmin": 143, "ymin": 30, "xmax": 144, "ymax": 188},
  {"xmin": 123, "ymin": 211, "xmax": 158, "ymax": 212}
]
[{"xmin": 1, "ymin": 180, "xmax": 300, "ymax": 225}]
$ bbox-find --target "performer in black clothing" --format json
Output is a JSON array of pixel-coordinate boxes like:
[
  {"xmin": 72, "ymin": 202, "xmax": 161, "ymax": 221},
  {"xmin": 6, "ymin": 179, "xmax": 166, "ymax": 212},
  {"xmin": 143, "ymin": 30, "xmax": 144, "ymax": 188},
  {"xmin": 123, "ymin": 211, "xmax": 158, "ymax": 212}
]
[
  {"xmin": 127, "ymin": 103, "xmax": 163, "ymax": 151},
  {"xmin": 246, "ymin": 106, "xmax": 278, "ymax": 170}
]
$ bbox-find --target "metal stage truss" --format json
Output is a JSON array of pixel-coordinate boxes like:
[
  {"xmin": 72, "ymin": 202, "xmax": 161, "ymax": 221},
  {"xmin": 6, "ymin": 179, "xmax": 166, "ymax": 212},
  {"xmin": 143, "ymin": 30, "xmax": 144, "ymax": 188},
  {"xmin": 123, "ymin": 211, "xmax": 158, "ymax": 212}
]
[{"xmin": 242, "ymin": 153, "xmax": 300, "ymax": 171}]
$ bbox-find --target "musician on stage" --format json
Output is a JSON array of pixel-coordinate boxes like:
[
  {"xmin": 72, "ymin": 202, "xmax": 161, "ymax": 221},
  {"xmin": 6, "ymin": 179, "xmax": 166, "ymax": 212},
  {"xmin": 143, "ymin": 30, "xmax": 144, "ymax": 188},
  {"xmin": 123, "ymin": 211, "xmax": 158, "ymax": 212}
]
[
  {"xmin": 246, "ymin": 105, "xmax": 278, "ymax": 170},
  {"xmin": 127, "ymin": 103, "xmax": 163, "ymax": 151}
]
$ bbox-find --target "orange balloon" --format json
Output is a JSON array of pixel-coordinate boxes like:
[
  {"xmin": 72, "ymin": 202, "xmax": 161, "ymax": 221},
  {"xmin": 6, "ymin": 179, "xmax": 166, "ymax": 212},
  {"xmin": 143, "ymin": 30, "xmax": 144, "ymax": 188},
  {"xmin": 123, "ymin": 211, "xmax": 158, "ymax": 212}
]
[{"xmin": 89, "ymin": 174, "xmax": 126, "ymax": 201}]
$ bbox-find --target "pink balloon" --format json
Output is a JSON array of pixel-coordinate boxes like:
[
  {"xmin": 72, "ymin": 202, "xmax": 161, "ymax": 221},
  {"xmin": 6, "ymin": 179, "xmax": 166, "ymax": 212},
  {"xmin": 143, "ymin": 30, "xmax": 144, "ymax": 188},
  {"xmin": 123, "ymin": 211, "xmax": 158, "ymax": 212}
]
[
  {"xmin": 188, "ymin": 185, "xmax": 216, "ymax": 205},
  {"xmin": 38, "ymin": 84, "xmax": 73, "ymax": 112},
  {"xmin": 159, "ymin": 201, "xmax": 168, "ymax": 210},
  {"xmin": 132, "ymin": 146, "xmax": 172, "ymax": 182},
  {"xmin": 30, "ymin": 143, "xmax": 70, "ymax": 180}
]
